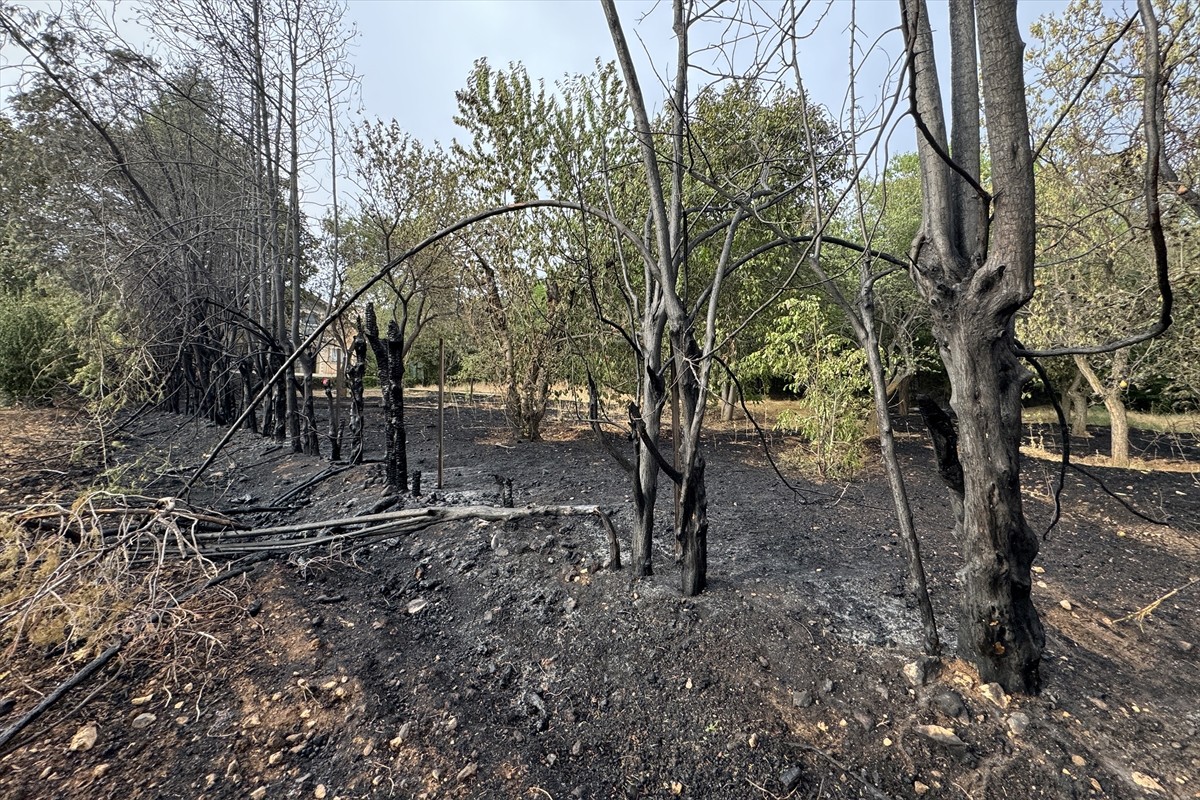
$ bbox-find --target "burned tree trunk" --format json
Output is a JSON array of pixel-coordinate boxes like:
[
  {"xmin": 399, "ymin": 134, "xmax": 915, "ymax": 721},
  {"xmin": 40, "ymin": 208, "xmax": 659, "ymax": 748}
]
[
  {"xmin": 238, "ymin": 358, "xmax": 259, "ymax": 434},
  {"xmin": 670, "ymin": 330, "xmax": 709, "ymax": 597},
  {"xmin": 629, "ymin": 345, "xmax": 666, "ymax": 578},
  {"xmin": 324, "ymin": 378, "xmax": 342, "ymax": 461},
  {"xmin": 678, "ymin": 453, "xmax": 707, "ymax": 596},
  {"xmin": 347, "ymin": 327, "xmax": 367, "ymax": 465},
  {"xmin": 269, "ymin": 349, "xmax": 287, "ymax": 441},
  {"xmin": 364, "ymin": 303, "xmax": 408, "ymax": 493},
  {"xmin": 299, "ymin": 348, "xmax": 320, "ymax": 457},
  {"xmin": 901, "ymin": 0, "xmax": 1044, "ymax": 691},
  {"xmin": 942, "ymin": 321, "xmax": 1044, "ymax": 691}
]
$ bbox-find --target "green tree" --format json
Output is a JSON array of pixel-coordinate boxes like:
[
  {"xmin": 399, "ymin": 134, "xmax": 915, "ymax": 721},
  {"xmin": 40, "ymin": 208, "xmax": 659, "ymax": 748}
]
[
  {"xmin": 0, "ymin": 287, "xmax": 81, "ymax": 403},
  {"xmin": 451, "ymin": 59, "xmax": 608, "ymax": 441}
]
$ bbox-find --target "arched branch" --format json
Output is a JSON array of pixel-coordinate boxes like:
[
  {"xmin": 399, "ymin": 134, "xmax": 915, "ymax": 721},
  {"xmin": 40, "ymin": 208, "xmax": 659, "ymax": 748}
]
[{"xmin": 183, "ymin": 198, "xmax": 653, "ymax": 490}]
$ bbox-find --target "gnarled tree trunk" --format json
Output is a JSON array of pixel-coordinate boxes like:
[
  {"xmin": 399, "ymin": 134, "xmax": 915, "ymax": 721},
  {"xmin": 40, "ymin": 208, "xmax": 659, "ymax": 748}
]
[{"xmin": 902, "ymin": 0, "xmax": 1044, "ymax": 692}]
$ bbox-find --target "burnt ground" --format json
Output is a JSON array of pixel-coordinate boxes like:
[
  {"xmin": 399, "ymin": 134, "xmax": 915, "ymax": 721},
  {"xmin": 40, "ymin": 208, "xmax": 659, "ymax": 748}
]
[{"xmin": 0, "ymin": 394, "xmax": 1197, "ymax": 800}]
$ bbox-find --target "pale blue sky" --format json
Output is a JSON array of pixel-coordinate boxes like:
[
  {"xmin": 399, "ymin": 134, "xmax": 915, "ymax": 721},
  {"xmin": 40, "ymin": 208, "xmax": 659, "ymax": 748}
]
[
  {"xmin": 1, "ymin": 0, "xmax": 1082, "ymax": 208},
  {"xmin": 345, "ymin": 0, "xmax": 1073, "ymax": 155}
]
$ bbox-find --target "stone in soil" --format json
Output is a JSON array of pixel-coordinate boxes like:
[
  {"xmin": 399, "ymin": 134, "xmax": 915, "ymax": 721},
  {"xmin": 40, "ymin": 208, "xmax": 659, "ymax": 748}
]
[
  {"xmin": 1007, "ymin": 712, "xmax": 1031, "ymax": 735},
  {"xmin": 131, "ymin": 713, "xmax": 156, "ymax": 729},
  {"xmin": 931, "ymin": 690, "xmax": 966, "ymax": 718},
  {"xmin": 780, "ymin": 766, "xmax": 803, "ymax": 792},
  {"xmin": 915, "ymin": 724, "xmax": 966, "ymax": 748}
]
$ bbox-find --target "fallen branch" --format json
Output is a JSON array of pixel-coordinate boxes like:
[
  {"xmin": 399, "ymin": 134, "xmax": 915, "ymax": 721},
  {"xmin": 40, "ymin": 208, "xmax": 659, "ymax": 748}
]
[
  {"xmin": 0, "ymin": 636, "xmax": 130, "ymax": 752},
  {"xmin": 197, "ymin": 504, "xmax": 618, "ymax": 557},
  {"xmin": 787, "ymin": 741, "xmax": 892, "ymax": 800},
  {"xmin": 271, "ymin": 464, "xmax": 356, "ymax": 505},
  {"xmin": 595, "ymin": 509, "xmax": 622, "ymax": 569}
]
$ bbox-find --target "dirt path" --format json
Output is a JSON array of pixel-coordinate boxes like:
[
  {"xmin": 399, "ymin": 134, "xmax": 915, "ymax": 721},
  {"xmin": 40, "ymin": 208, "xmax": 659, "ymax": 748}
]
[{"xmin": 1, "ymin": 398, "xmax": 1197, "ymax": 799}]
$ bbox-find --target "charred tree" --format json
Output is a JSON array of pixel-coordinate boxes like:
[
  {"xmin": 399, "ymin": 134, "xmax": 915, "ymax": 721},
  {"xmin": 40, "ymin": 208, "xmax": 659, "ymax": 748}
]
[
  {"xmin": 299, "ymin": 348, "xmax": 320, "ymax": 456},
  {"xmin": 347, "ymin": 326, "xmax": 367, "ymax": 465},
  {"xmin": 364, "ymin": 303, "xmax": 408, "ymax": 492},
  {"xmin": 902, "ymin": 0, "xmax": 1044, "ymax": 692},
  {"xmin": 238, "ymin": 358, "xmax": 259, "ymax": 433},
  {"xmin": 324, "ymin": 379, "xmax": 343, "ymax": 461}
]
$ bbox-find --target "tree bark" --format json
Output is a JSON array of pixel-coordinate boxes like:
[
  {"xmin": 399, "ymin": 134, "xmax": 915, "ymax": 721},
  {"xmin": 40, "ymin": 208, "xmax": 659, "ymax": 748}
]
[
  {"xmin": 630, "ymin": 372, "xmax": 664, "ymax": 578},
  {"xmin": 1063, "ymin": 369, "xmax": 1089, "ymax": 438},
  {"xmin": 347, "ymin": 327, "xmax": 367, "ymax": 465},
  {"xmin": 861, "ymin": 325, "xmax": 940, "ymax": 655},
  {"xmin": 903, "ymin": 0, "xmax": 1044, "ymax": 692},
  {"xmin": 365, "ymin": 303, "xmax": 408, "ymax": 493},
  {"xmin": 942, "ymin": 321, "xmax": 1043, "ymax": 692},
  {"xmin": 719, "ymin": 376, "xmax": 737, "ymax": 422},
  {"xmin": 679, "ymin": 453, "xmax": 707, "ymax": 596},
  {"xmin": 299, "ymin": 348, "xmax": 320, "ymax": 456},
  {"xmin": 324, "ymin": 378, "xmax": 342, "ymax": 461},
  {"xmin": 672, "ymin": 330, "xmax": 708, "ymax": 597},
  {"xmin": 238, "ymin": 358, "xmax": 259, "ymax": 433}
]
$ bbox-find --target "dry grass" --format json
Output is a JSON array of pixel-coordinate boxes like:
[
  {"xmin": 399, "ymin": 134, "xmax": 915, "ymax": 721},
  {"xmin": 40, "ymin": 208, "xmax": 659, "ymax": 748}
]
[
  {"xmin": 1020, "ymin": 444, "xmax": 1200, "ymax": 474},
  {"xmin": 0, "ymin": 494, "xmax": 237, "ymax": 707},
  {"xmin": 1023, "ymin": 404, "xmax": 1200, "ymax": 435},
  {"xmin": 0, "ymin": 511, "xmax": 133, "ymax": 659}
]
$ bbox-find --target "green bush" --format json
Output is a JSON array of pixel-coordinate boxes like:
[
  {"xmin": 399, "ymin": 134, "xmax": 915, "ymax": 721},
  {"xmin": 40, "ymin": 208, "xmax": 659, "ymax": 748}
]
[
  {"xmin": 0, "ymin": 290, "xmax": 79, "ymax": 403},
  {"xmin": 744, "ymin": 297, "xmax": 871, "ymax": 479}
]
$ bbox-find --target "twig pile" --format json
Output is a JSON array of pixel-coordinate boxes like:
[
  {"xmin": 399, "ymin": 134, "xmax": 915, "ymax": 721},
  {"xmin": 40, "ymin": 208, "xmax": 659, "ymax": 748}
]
[
  {"xmin": 8, "ymin": 494, "xmax": 620, "ymax": 562},
  {"xmin": 192, "ymin": 503, "xmax": 620, "ymax": 561}
]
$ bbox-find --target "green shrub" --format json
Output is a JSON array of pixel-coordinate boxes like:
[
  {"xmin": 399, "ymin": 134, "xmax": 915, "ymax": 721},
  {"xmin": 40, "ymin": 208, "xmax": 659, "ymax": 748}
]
[
  {"xmin": 744, "ymin": 297, "xmax": 871, "ymax": 479},
  {"xmin": 0, "ymin": 290, "xmax": 79, "ymax": 403}
]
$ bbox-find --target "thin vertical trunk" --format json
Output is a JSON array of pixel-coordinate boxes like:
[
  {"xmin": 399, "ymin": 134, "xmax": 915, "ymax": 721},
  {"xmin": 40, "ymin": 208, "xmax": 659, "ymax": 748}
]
[
  {"xmin": 348, "ymin": 328, "xmax": 367, "ymax": 465},
  {"xmin": 631, "ymin": 325, "xmax": 666, "ymax": 577},
  {"xmin": 674, "ymin": 330, "xmax": 708, "ymax": 597},
  {"xmin": 286, "ymin": 4, "xmax": 303, "ymax": 455},
  {"xmin": 859, "ymin": 299, "xmax": 940, "ymax": 656},
  {"xmin": 949, "ymin": 0, "xmax": 983, "ymax": 257},
  {"xmin": 300, "ymin": 349, "xmax": 319, "ymax": 456},
  {"xmin": 322, "ymin": 45, "xmax": 344, "ymax": 464},
  {"xmin": 719, "ymin": 376, "xmax": 737, "ymax": 422},
  {"xmin": 1074, "ymin": 353, "xmax": 1130, "ymax": 466},
  {"xmin": 1106, "ymin": 395, "xmax": 1130, "ymax": 467},
  {"xmin": 1062, "ymin": 369, "xmax": 1089, "ymax": 438},
  {"xmin": 325, "ymin": 377, "xmax": 342, "ymax": 461}
]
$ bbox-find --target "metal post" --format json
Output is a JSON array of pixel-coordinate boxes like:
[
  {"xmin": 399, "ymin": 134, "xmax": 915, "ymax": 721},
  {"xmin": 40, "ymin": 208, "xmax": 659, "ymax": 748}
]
[{"xmin": 437, "ymin": 337, "xmax": 445, "ymax": 489}]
